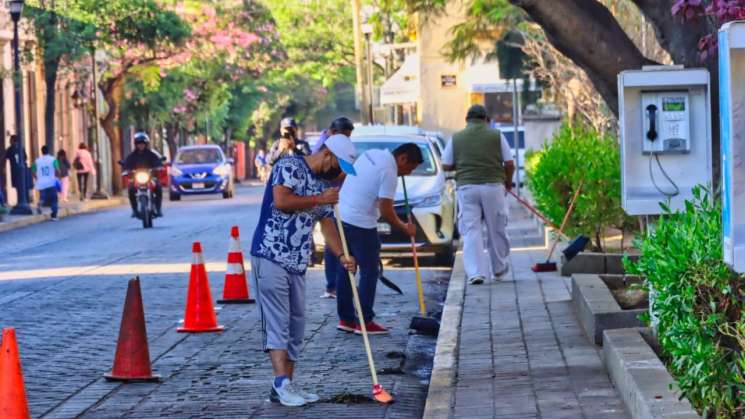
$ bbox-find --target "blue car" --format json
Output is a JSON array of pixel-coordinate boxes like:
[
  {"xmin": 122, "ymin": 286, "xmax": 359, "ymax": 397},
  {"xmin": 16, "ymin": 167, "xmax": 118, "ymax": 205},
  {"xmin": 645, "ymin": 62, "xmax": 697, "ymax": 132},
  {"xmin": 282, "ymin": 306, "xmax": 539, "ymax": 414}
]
[{"xmin": 169, "ymin": 145, "xmax": 235, "ymax": 201}]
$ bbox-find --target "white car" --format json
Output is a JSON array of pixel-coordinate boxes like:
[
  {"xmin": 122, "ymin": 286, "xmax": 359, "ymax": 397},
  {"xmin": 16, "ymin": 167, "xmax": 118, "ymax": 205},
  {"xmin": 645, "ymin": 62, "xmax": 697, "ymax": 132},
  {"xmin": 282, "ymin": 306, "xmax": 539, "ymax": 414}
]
[{"xmin": 314, "ymin": 134, "xmax": 456, "ymax": 265}]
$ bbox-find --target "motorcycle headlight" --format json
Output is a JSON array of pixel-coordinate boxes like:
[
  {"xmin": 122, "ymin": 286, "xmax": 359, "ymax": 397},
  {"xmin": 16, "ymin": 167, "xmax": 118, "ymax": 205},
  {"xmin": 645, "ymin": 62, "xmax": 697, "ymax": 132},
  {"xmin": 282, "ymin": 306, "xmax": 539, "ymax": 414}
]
[
  {"xmin": 411, "ymin": 194, "xmax": 441, "ymax": 208},
  {"xmin": 134, "ymin": 172, "xmax": 150, "ymax": 184},
  {"xmin": 213, "ymin": 165, "xmax": 231, "ymax": 177},
  {"xmin": 170, "ymin": 166, "xmax": 183, "ymax": 176}
]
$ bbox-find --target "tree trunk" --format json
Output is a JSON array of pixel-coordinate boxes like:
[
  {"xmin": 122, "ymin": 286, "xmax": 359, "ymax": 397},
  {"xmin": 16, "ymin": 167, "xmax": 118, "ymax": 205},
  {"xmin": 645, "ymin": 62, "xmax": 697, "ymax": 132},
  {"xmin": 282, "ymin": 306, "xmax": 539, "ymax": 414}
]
[
  {"xmin": 509, "ymin": 0, "xmax": 655, "ymax": 116},
  {"xmin": 43, "ymin": 59, "xmax": 60, "ymax": 153},
  {"xmin": 100, "ymin": 75, "xmax": 124, "ymax": 195},
  {"xmin": 165, "ymin": 121, "xmax": 178, "ymax": 161}
]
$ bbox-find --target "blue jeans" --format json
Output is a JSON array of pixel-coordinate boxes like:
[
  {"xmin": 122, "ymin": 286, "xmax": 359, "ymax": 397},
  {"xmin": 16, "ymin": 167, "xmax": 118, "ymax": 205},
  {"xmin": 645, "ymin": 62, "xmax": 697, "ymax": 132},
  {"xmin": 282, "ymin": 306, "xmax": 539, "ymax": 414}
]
[
  {"xmin": 336, "ymin": 223, "xmax": 380, "ymax": 323},
  {"xmin": 40, "ymin": 187, "xmax": 58, "ymax": 218},
  {"xmin": 323, "ymin": 246, "xmax": 338, "ymax": 292}
]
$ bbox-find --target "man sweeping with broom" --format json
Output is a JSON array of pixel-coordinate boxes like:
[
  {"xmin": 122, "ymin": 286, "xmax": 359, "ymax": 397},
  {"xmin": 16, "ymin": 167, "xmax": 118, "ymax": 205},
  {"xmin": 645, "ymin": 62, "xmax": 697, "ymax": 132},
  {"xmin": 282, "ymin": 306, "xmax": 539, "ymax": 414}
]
[
  {"xmin": 442, "ymin": 104, "xmax": 515, "ymax": 284},
  {"xmin": 250, "ymin": 134, "xmax": 358, "ymax": 407},
  {"xmin": 335, "ymin": 143, "xmax": 423, "ymax": 335}
]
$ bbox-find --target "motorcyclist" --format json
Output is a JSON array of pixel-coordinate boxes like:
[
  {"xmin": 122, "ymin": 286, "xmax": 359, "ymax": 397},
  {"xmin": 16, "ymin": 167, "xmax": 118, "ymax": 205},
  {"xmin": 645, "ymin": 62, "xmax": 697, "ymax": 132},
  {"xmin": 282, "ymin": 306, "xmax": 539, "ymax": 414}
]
[{"xmin": 123, "ymin": 132, "xmax": 163, "ymax": 217}]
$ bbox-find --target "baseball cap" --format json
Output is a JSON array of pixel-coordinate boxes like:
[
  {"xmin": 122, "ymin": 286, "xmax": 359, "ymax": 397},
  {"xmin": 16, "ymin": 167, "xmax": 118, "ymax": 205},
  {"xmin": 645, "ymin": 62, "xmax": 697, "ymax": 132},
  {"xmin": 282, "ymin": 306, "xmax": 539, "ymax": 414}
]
[
  {"xmin": 280, "ymin": 117, "xmax": 297, "ymax": 129},
  {"xmin": 466, "ymin": 104, "xmax": 488, "ymax": 120},
  {"xmin": 324, "ymin": 134, "xmax": 357, "ymax": 176}
]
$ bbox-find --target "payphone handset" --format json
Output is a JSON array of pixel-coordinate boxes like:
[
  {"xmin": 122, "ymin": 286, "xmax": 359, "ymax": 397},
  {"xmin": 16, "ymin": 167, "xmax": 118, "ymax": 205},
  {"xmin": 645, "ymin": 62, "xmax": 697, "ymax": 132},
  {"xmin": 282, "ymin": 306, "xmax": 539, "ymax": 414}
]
[{"xmin": 641, "ymin": 91, "xmax": 692, "ymax": 154}]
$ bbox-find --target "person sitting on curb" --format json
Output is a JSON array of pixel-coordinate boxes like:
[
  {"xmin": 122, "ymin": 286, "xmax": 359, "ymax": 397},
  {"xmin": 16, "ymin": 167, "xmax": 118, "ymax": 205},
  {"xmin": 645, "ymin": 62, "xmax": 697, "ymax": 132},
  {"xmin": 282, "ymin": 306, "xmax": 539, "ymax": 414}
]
[
  {"xmin": 335, "ymin": 143, "xmax": 423, "ymax": 335},
  {"xmin": 249, "ymin": 134, "xmax": 358, "ymax": 407}
]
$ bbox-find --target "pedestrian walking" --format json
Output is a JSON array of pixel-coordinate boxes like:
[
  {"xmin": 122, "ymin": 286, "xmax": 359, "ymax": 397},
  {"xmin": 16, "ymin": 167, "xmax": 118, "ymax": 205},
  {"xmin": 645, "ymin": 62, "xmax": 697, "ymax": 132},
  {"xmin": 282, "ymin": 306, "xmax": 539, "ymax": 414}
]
[
  {"xmin": 56, "ymin": 149, "xmax": 71, "ymax": 202},
  {"xmin": 335, "ymin": 143, "xmax": 423, "ymax": 335},
  {"xmin": 4, "ymin": 135, "xmax": 29, "ymax": 204},
  {"xmin": 442, "ymin": 104, "xmax": 515, "ymax": 284},
  {"xmin": 32, "ymin": 145, "xmax": 60, "ymax": 220},
  {"xmin": 314, "ymin": 117, "xmax": 355, "ymax": 299},
  {"xmin": 265, "ymin": 117, "xmax": 311, "ymax": 166},
  {"xmin": 249, "ymin": 134, "xmax": 358, "ymax": 407},
  {"xmin": 73, "ymin": 143, "xmax": 95, "ymax": 201}
]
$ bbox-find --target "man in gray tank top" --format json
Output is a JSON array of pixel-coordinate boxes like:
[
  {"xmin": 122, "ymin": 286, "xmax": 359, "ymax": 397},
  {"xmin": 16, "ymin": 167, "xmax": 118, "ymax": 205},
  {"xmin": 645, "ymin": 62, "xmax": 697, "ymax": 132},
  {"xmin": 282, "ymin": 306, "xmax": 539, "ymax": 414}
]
[{"xmin": 442, "ymin": 104, "xmax": 515, "ymax": 284}]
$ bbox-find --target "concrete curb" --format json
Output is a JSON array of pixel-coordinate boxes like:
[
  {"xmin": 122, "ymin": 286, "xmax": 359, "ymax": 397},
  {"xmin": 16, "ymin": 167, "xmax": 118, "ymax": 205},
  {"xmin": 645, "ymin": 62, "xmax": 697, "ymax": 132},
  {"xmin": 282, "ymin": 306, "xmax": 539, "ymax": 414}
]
[
  {"xmin": 422, "ymin": 251, "xmax": 466, "ymax": 419},
  {"xmin": 603, "ymin": 328, "xmax": 700, "ymax": 419},
  {"xmin": 0, "ymin": 197, "xmax": 127, "ymax": 234},
  {"xmin": 572, "ymin": 274, "xmax": 646, "ymax": 345},
  {"xmin": 561, "ymin": 252, "xmax": 640, "ymax": 277}
]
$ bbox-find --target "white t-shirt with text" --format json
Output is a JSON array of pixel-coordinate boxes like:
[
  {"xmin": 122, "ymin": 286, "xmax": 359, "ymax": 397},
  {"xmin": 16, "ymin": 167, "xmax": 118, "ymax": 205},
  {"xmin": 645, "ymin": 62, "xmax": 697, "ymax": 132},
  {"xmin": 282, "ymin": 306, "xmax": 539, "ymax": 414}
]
[{"xmin": 339, "ymin": 149, "xmax": 398, "ymax": 229}]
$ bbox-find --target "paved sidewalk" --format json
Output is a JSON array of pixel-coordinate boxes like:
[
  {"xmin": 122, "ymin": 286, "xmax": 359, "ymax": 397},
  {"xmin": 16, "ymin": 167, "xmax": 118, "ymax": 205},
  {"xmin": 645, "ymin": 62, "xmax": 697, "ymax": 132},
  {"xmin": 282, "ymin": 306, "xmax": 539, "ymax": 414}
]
[
  {"xmin": 0, "ymin": 196, "xmax": 127, "ymax": 233},
  {"xmin": 444, "ymin": 202, "xmax": 629, "ymax": 418}
]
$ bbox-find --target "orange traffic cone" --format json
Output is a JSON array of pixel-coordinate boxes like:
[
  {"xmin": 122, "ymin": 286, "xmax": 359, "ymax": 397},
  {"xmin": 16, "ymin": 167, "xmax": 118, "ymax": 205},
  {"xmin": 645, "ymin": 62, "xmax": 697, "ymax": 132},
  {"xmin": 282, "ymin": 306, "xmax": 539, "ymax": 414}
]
[
  {"xmin": 218, "ymin": 226, "xmax": 254, "ymax": 304},
  {"xmin": 104, "ymin": 277, "xmax": 161, "ymax": 382},
  {"xmin": 177, "ymin": 242, "xmax": 225, "ymax": 333},
  {"xmin": 0, "ymin": 328, "xmax": 30, "ymax": 419}
]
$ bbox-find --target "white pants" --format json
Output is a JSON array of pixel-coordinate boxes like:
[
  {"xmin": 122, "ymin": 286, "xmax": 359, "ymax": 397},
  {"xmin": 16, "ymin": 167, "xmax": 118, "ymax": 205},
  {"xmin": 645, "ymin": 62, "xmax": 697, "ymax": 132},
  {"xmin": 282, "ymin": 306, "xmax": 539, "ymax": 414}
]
[{"xmin": 457, "ymin": 183, "xmax": 510, "ymax": 280}]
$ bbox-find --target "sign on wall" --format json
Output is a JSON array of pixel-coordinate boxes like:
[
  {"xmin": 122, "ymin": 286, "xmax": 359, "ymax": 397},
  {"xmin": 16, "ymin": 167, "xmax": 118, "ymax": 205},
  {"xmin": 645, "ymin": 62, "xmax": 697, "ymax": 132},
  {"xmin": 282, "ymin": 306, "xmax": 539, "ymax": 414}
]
[{"xmin": 441, "ymin": 75, "xmax": 457, "ymax": 88}]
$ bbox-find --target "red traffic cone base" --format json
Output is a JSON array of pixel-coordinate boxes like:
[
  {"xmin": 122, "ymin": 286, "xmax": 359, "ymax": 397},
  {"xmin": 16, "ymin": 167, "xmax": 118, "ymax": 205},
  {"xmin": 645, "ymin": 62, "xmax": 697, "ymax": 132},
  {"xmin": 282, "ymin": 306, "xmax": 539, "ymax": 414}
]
[
  {"xmin": 178, "ymin": 242, "xmax": 225, "ymax": 333},
  {"xmin": 104, "ymin": 277, "xmax": 160, "ymax": 382},
  {"xmin": 0, "ymin": 328, "xmax": 31, "ymax": 419},
  {"xmin": 218, "ymin": 226, "xmax": 254, "ymax": 304}
]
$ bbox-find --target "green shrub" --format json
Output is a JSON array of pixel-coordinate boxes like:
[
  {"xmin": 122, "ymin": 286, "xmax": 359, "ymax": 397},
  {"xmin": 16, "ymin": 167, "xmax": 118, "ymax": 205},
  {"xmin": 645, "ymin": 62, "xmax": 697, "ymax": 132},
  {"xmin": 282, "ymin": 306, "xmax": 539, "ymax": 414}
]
[
  {"xmin": 526, "ymin": 121, "xmax": 625, "ymax": 250},
  {"xmin": 625, "ymin": 187, "xmax": 745, "ymax": 418}
]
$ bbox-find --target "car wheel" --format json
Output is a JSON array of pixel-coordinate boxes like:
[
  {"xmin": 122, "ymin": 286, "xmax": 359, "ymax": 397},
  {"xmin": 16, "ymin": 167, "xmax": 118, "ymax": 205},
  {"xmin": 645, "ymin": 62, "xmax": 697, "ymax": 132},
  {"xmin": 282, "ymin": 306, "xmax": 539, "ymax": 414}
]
[
  {"xmin": 169, "ymin": 192, "xmax": 181, "ymax": 201},
  {"xmin": 434, "ymin": 244, "xmax": 455, "ymax": 266}
]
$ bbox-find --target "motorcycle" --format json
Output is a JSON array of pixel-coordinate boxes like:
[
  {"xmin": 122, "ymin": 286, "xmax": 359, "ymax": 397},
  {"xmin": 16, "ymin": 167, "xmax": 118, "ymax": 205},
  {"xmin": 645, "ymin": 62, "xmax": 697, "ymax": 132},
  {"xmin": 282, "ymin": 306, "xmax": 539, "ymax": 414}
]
[{"xmin": 125, "ymin": 168, "xmax": 158, "ymax": 229}]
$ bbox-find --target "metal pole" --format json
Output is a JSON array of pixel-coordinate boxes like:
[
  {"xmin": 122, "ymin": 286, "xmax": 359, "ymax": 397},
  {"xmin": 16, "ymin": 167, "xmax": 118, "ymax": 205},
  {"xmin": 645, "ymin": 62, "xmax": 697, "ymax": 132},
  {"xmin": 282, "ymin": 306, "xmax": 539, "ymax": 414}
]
[
  {"xmin": 351, "ymin": 0, "xmax": 369, "ymax": 124},
  {"xmin": 91, "ymin": 48, "xmax": 108, "ymax": 199},
  {"xmin": 365, "ymin": 33, "xmax": 374, "ymax": 125},
  {"xmin": 512, "ymin": 78, "xmax": 521, "ymax": 198},
  {"xmin": 10, "ymin": 16, "xmax": 30, "ymax": 215}
]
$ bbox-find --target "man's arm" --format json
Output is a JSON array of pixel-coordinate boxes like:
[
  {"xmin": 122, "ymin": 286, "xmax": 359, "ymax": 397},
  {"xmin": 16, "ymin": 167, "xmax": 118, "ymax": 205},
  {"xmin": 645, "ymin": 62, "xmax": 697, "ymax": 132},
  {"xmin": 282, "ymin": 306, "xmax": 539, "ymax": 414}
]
[
  {"xmin": 273, "ymin": 185, "xmax": 339, "ymax": 212},
  {"xmin": 504, "ymin": 161, "xmax": 515, "ymax": 191},
  {"xmin": 442, "ymin": 137, "xmax": 455, "ymax": 171},
  {"xmin": 379, "ymin": 198, "xmax": 415, "ymax": 236},
  {"xmin": 265, "ymin": 142, "xmax": 283, "ymax": 165},
  {"xmin": 319, "ymin": 217, "xmax": 356, "ymax": 274}
]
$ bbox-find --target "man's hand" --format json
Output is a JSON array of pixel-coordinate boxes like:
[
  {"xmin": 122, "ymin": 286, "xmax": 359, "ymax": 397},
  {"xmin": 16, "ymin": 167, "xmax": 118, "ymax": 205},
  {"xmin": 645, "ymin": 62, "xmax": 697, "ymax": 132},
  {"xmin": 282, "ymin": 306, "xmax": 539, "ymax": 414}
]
[
  {"xmin": 317, "ymin": 187, "xmax": 339, "ymax": 205},
  {"xmin": 403, "ymin": 220, "xmax": 416, "ymax": 237},
  {"xmin": 504, "ymin": 180, "xmax": 513, "ymax": 192},
  {"xmin": 340, "ymin": 254, "xmax": 357, "ymax": 275}
]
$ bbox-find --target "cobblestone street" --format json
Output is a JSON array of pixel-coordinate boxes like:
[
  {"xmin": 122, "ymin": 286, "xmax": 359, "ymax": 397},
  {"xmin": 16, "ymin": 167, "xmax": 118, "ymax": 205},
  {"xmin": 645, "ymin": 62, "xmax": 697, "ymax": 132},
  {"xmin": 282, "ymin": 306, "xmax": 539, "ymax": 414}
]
[{"xmin": 0, "ymin": 186, "xmax": 448, "ymax": 418}]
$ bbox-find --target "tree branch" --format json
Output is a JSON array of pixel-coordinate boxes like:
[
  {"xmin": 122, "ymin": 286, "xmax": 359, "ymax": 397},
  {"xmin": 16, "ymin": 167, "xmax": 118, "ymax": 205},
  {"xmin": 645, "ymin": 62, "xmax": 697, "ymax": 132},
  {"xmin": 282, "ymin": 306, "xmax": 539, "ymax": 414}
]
[{"xmin": 509, "ymin": 0, "xmax": 654, "ymax": 115}]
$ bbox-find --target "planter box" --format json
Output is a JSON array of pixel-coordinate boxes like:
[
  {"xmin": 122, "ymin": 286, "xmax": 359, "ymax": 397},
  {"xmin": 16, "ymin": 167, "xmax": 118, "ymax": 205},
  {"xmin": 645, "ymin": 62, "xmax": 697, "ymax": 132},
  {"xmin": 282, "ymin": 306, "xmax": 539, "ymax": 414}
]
[
  {"xmin": 561, "ymin": 252, "xmax": 639, "ymax": 276},
  {"xmin": 572, "ymin": 274, "xmax": 647, "ymax": 345},
  {"xmin": 603, "ymin": 328, "xmax": 700, "ymax": 419}
]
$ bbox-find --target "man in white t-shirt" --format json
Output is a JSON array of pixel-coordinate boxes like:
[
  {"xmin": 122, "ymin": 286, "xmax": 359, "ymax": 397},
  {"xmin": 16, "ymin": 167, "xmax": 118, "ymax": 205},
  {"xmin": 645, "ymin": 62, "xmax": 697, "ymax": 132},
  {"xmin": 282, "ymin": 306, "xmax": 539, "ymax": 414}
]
[
  {"xmin": 32, "ymin": 145, "xmax": 61, "ymax": 220},
  {"xmin": 336, "ymin": 143, "xmax": 423, "ymax": 335}
]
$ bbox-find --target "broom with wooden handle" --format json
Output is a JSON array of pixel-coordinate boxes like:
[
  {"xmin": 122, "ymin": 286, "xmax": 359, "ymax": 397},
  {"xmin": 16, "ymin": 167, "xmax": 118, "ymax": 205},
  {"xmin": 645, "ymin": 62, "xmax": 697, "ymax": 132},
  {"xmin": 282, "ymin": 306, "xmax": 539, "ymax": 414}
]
[
  {"xmin": 334, "ymin": 205, "xmax": 394, "ymax": 404},
  {"xmin": 531, "ymin": 181, "xmax": 583, "ymax": 272}
]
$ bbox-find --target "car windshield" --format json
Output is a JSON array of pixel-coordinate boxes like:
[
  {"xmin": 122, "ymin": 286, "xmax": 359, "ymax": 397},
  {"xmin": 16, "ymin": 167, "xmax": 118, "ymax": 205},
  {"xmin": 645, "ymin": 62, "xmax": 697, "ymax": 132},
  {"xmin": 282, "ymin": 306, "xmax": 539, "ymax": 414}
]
[
  {"xmin": 176, "ymin": 149, "xmax": 222, "ymax": 164},
  {"xmin": 352, "ymin": 141, "xmax": 437, "ymax": 176}
]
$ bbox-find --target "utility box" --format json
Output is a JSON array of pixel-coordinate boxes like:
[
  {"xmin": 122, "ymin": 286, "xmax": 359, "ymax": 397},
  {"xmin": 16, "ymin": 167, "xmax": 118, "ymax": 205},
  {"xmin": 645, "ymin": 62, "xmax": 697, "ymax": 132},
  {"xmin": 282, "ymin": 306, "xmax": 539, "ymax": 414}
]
[
  {"xmin": 720, "ymin": 21, "xmax": 745, "ymax": 272},
  {"xmin": 618, "ymin": 66, "xmax": 712, "ymax": 216}
]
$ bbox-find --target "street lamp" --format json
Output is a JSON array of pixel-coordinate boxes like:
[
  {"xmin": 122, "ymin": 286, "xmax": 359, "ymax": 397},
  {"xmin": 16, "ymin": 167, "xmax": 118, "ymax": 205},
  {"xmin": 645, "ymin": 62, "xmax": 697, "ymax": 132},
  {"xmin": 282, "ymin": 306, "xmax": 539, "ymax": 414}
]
[
  {"xmin": 9, "ymin": 0, "xmax": 31, "ymax": 215},
  {"xmin": 361, "ymin": 23, "xmax": 374, "ymax": 124}
]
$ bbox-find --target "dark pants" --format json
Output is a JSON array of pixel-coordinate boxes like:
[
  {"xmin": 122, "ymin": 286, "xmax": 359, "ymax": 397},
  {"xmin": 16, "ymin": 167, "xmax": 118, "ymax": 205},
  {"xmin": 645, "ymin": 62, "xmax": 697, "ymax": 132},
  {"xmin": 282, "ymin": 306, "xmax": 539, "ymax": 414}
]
[
  {"xmin": 77, "ymin": 172, "xmax": 90, "ymax": 200},
  {"xmin": 128, "ymin": 182, "xmax": 162, "ymax": 214},
  {"xmin": 336, "ymin": 223, "xmax": 380, "ymax": 323},
  {"xmin": 323, "ymin": 245, "xmax": 339, "ymax": 292},
  {"xmin": 40, "ymin": 187, "xmax": 58, "ymax": 218}
]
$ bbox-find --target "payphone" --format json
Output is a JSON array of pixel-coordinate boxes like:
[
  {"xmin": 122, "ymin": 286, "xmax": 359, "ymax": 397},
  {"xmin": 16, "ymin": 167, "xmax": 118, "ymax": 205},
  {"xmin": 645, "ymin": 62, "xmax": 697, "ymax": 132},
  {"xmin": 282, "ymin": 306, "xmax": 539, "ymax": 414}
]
[{"xmin": 641, "ymin": 91, "xmax": 691, "ymax": 155}]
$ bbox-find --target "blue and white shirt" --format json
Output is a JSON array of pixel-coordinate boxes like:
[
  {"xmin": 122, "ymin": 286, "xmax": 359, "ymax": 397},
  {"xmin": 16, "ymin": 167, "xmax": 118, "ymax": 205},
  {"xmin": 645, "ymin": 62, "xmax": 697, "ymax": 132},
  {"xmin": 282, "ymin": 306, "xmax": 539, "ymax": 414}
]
[{"xmin": 250, "ymin": 157, "xmax": 332, "ymax": 274}]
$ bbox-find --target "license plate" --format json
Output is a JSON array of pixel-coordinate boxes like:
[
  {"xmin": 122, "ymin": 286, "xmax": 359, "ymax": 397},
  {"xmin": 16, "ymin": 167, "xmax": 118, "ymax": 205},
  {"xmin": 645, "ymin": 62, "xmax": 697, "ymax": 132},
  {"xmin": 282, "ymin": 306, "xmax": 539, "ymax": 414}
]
[
  {"xmin": 192, "ymin": 182, "xmax": 205, "ymax": 189},
  {"xmin": 377, "ymin": 222, "xmax": 391, "ymax": 235}
]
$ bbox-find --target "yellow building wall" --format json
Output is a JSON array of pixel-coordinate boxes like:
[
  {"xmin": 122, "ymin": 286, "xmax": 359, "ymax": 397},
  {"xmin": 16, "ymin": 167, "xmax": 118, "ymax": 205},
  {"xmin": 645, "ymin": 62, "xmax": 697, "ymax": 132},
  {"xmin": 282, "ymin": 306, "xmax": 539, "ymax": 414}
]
[{"xmin": 417, "ymin": 1, "xmax": 468, "ymax": 138}]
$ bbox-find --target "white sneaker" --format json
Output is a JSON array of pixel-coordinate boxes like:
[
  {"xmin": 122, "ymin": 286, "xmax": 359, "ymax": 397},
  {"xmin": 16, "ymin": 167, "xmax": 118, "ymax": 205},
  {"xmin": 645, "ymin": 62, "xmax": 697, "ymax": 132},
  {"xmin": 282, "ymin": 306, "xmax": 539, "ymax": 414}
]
[
  {"xmin": 320, "ymin": 291, "xmax": 336, "ymax": 299},
  {"xmin": 270, "ymin": 378, "xmax": 306, "ymax": 407},
  {"xmin": 493, "ymin": 266, "xmax": 510, "ymax": 281},
  {"xmin": 293, "ymin": 385, "xmax": 320, "ymax": 403}
]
